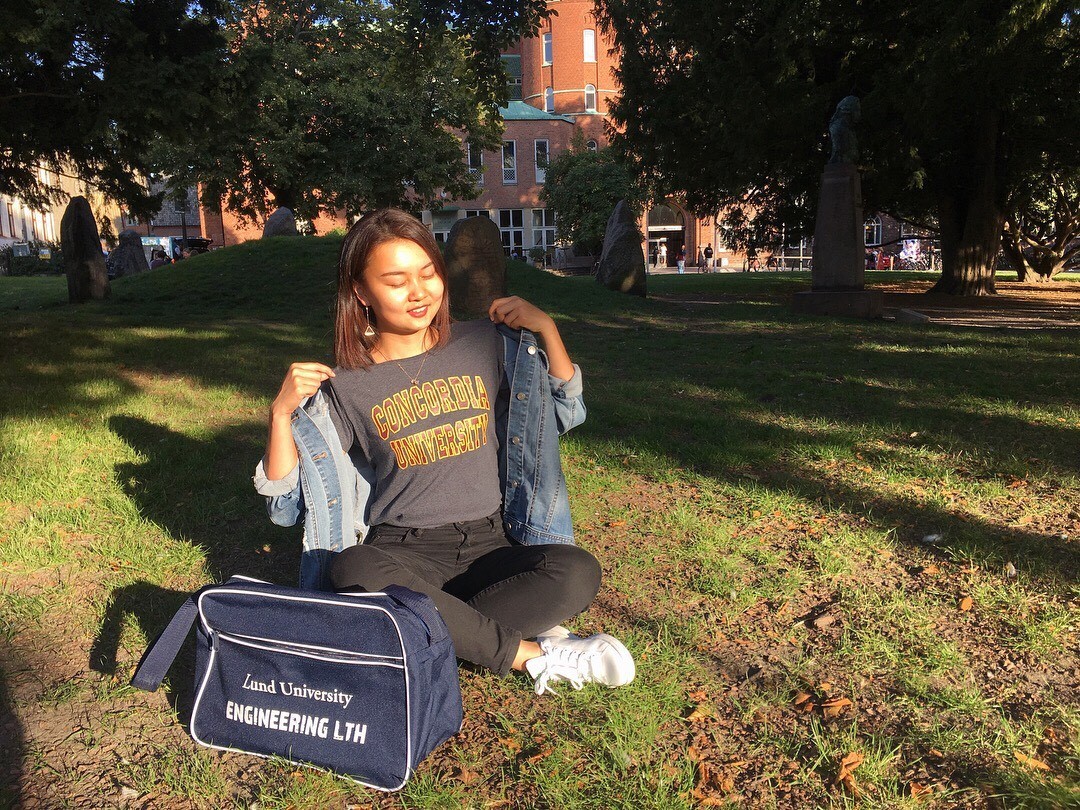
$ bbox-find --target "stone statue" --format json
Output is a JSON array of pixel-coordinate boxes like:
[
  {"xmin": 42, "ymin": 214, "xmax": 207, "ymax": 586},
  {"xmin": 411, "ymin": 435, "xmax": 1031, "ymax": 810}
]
[{"xmin": 827, "ymin": 96, "xmax": 861, "ymax": 165}]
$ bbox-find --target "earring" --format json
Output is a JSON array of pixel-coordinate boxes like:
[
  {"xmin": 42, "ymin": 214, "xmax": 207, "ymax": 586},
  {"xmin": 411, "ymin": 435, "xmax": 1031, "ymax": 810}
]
[{"xmin": 363, "ymin": 305, "xmax": 376, "ymax": 338}]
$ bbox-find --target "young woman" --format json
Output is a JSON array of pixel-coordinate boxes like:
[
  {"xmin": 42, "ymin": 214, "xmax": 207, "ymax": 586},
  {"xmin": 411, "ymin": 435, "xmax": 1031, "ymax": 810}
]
[{"xmin": 260, "ymin": 209, "xmax": 634, "ymax": 695}]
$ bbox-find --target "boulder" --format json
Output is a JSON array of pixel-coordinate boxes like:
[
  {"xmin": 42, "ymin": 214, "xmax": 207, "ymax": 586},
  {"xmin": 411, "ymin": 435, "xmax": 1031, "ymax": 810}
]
[
  {"xmin": 596, "ymin": 201, "xmax": 646, "ymax": 296},
  {"xmin": 262, "ymin": 207, "xmax": 299, "ymax": 238},
  {"xmin": 443, "ymin": 216, "xmax": 507, "ymax": 319},
  {"xmin": 108, "ymin": 229, "xmax": 150, "ymax": 278},
  {"xmin": 61, "ymin": 196, "xmax": 110, "ymax": 302}
]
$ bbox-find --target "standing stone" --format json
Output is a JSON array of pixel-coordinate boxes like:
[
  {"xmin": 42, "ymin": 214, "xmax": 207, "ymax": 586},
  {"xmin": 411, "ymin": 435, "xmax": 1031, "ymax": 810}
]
[
  {"xmin": 108, "ymin": 229, "xmax": 150, "ymax": 278},
  {"xmin": 596, "ymin": 200, "xmax": 646, "ymax": 296},
  {"xmin": 61, "ymin": 196, "xmax": 110, "ymax": 302},
  {"xmin": 443, "ymin": 216, "xmax": 506, "ymax": 319},
  {"xmin": 792, "ymin": 96, "xmax": 882, "ymax": 318},
  {"xmin": 262, "ymin": 207, "xmax": 299, "ymax": 238}
]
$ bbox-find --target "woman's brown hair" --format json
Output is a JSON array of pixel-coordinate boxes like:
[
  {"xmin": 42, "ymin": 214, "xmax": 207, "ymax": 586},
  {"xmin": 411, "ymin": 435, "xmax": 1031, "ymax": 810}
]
[{"xmin": 334, "ymin": 209, "xmax": 452, "ymax": 369}]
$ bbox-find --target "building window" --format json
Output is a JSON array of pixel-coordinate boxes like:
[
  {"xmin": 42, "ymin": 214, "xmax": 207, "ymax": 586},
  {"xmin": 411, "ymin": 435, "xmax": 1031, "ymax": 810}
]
[
  {"xmin": 544, "ymin": 87, "xmax": 554, "ymax": 113},
  {"xmin": 542, "ymin": 32, "xmax": 552, "ymax": 65},
  {"xmin": 532, "ymin": 208, "xmax": 556, "ymax": 259},
  {"xmin": 7, "ymin": 202, "xmax": 16, "ymax": 238},
  {"xmin": 502, "ymin": 54, "xmax": 522, "ymax": 101},
  {"xmin": 864, "ymin": 216, "xmax": 882, "ymax": 246},
  {"xmin": 431, "ymin": 210, "xmax": 458, "ymax": 243},
  {"xmin": 586, "ymin": 139, "xmax": 598, "ymax": 152},
  {"xmin": 499, "ymin": 209, "xmax": 524, "ymax": 256},
  {"xmin": 465, "ymin": 209, "xmax": 491, "ymax": 219},
  {"xmin": 467, "ymin": 143, "xmax": 484, "ymax": 186},
  {"xmin": 584, "ymin": 84, "xmax": 597, "ymax": 112},
  {"xmin": 502, "ymin": 141, "xmax": 517, "ymax": 184},
  {"xmin": 583, "ymin": 29, "xmax": 596, "ymax": 62},
  {"xmin": 534, "ymin": 140, "xmax": 549, "ymax": 183}
]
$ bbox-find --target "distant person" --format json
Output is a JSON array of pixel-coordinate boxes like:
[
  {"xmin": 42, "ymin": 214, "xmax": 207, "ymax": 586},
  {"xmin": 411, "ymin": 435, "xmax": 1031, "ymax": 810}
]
[
  {"xmin": 149, "ymin": 249, "xmax": 168, "ymax": 269},
  {"xmin": 677, "ymin": 245, "xmax": 686, "ymax": 274},
  {"xmin": 658, "ymin": 243, "xmax": 667, "ymax": 268},
  {"xmin": 703, "ymin": 243, "xmax": 714, "ymax": 272}
]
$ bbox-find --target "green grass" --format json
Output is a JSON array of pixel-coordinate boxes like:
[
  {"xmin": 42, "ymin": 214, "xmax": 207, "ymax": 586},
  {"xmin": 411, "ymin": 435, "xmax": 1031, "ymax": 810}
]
[{"xmin": 2, "ymin": 239, "xmax": 1078, "ymax": 808}]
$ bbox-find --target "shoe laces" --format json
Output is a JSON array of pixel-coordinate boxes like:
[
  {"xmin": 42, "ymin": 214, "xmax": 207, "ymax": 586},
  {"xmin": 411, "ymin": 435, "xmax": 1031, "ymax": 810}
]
[{"xmin": 531, "ymin": 642, "xmax": 594, "ymax": 695}]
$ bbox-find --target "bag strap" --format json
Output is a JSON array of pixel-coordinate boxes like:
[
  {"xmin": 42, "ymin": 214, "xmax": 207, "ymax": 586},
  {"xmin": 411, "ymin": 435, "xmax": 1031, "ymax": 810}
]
[
  {"xmin": 129, "ymin": 595, "xmax": 200, "ymax": 692},
  {"xmin": 383, "ymin": 585, "xmax": 448, "ymax": 646}
]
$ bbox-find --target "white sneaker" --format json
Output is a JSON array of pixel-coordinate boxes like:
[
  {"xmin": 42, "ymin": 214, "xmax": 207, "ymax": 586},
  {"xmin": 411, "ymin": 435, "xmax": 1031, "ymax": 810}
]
[
  {"xmin": 535, "ymin": 625, "xmax": 577, "ymax": 644},
  {"xmin": 525, "ymin": 633, "xmax": 636, "ymax": 695}
]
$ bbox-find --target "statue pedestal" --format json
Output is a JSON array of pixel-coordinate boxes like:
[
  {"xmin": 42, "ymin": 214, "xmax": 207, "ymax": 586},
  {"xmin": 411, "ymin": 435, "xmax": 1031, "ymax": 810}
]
[{"xmin": 794, "ymin": 163, "xmax": 882, "ymax": 318}]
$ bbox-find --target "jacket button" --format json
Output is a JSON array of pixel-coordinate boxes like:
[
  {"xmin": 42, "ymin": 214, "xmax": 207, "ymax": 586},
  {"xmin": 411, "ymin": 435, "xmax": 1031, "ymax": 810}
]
[
  {"xmin": 516, "ymin": 392, "xmax": 527, "ymax": 401},
  {"xmin": 512, "ymin": 436, "xmax": 522, "ymax": 445},
  {"xmin": 511, "ymin": 480, "xmax": 520, "ymax": 487},
  {"xmin": 527, "ymin": 345, "xmax": 537, "ymax": 355},
  {"xmin": 505, "ymin": 521, "xmax": 513, "ymax": 530}
]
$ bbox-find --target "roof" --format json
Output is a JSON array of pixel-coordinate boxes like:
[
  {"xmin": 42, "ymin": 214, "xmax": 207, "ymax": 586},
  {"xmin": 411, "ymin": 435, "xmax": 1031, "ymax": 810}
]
[{"xmin": 499, "ymin": 101, "xmax": 575, "ymax": 123}]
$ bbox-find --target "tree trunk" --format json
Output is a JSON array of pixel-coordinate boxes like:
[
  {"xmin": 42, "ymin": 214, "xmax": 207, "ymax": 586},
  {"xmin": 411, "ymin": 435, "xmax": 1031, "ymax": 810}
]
[
  {"xmin": 1000, "ymin": 225, "xmax": 1032, "ymax": 281},
  {"xmin": 930, "ymin": 111, "xmax": 1005, "ymax": 296}
]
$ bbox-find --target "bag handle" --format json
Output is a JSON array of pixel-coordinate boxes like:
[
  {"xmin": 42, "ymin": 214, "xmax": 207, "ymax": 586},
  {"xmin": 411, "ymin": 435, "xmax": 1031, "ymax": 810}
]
[
  {"xmin": 130, "ymin": 595, "xmax": 199, "ymax": 692},
  {"xmin": 384, "ymin": 585, "xmax": 448, "ymax": 646}
]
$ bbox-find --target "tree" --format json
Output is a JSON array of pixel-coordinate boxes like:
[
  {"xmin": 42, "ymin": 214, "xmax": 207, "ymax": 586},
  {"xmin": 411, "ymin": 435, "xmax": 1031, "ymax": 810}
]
[
  {"xmin": 159, "ymin": 0, "xmax": 551, "ymax": 222},
  {"xmin": 0, "ymin": 0, "xmax": 226, "ymax": 216},
  {"xmin": 1001, "ymin": 172, "xmax": 1080, "ymax": 281},
  {"xmin": 599, "ymin": 0, "xmax": 1080, "ymax": 295},
  {"xmin": 539, "ymin": 131, "xmax": 646, "ymax": 254}
]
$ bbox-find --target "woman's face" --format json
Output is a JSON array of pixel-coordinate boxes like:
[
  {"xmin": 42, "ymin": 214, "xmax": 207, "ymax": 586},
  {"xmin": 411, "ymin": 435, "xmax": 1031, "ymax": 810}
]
[{"xmin": 357, "ymin": 238, "xmax": 445, "ymax": 340}]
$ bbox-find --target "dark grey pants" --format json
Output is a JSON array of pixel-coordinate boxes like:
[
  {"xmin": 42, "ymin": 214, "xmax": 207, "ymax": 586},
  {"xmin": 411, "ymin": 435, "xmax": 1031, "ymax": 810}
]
[{"xmin": 329, "ymin": 513, "xmax": 601, "ymax": 675}]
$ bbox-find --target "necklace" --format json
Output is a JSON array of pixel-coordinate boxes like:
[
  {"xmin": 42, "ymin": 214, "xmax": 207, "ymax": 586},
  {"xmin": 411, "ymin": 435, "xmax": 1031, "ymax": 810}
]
[{"xmin": 374, "ymin": 346, "xmax": 431, "ymax": 386}]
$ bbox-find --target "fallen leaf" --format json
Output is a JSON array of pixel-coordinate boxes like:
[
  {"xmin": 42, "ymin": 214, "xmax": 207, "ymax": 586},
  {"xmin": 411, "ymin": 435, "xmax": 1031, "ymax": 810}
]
[
  {"xmin": 812, "ymin": 614, "xmax": 836, "ymax": 630},
  {"xmin": 793, "ymin": 692, "xmax": 813, "ymax": 706},
  {"xmin": 959, "ymin": 596, "xmax": 973, "ymax": 612},
  {"xmin": 686, "ymin": 706, "xmax": 712, "ymax": 723},
  {"xmin": 928, "ymin": 748, "xmax": 944, "ymax": 759},
  {"xmin": 499, "ymin": 737, "xmax": 521, "ymax": 753},
  {"xmin": 1007, "ymin": 479, "xmax": 1027, "ymax": 489},
  {"xmin": 1013, "ymin": 750, "xmax": 1050, "ymax": 771},
  {"xmin": 752, "ymin": 510, "xmax": 762, "ymax": 518},
  {"xmin": 822, "ymin": 697, "xmax": 853, "ymax": 718},
  {"xmin": 836, "ymin": 751, "xmax": 865, "ymax": 784},
  {"xmin": 688, "ymin": 689, "xmax": 708, "ymax": 702},
  {"xmin": 526, "ymin": 748, "xmax": 553, "ymax": 764},
  {"xmin": 818, "ymin": 681, "xmax": 833, "ymax": 693},
  {"xmin": 607, "ymin": 520, "xmax": 626, "ymax": 527},
  {"xmin": 454, "ymin": 767, "xmax": 481, "ymax": 784},
  {"xmin": 910, "ymin": 782, "xmax": 932, "ymax": 799},
  {"xmin": 920, "ymin": 564, "xmax": 940, "ymax": 575}
]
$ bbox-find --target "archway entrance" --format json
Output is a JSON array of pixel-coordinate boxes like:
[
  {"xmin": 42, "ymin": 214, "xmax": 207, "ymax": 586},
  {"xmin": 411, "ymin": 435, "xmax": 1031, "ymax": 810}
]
[{"xmin": 646, "ymin": 203, "xmax": 685, "ymax": 268}]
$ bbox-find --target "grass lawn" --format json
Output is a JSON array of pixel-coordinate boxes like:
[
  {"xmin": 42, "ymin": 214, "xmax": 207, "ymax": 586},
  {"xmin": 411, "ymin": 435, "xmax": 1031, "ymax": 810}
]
[{"xmin": 1, "ymin": 242, "xmax": 1077, "ymax": 808}]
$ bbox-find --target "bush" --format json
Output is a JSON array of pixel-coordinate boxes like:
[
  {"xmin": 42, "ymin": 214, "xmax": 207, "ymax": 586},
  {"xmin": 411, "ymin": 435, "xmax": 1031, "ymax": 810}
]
[{"xmin": 0, "ymin": 241, "xmax": 64, "ymax": 276}]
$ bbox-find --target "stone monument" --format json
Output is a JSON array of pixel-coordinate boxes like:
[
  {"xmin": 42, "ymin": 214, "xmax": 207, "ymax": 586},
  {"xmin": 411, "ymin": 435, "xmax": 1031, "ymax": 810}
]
[
  {"xmin": 443, "ymin": 215, "xmax": 507, "ymax": 319},
  {"xmin": 596, "ymin": 200, "xmax": 646, "ymax": 297},
  {"xmin": 262, "ymin": 207, "xmax": 299, "ymax": 238},
  {"xmin": 108, "ymin": 229, "xmax": 150, "ymax": 278},
  {"xmin": 61, "ymin": 196, "xmax": 110, "ymax": 302},
  {"xmin": 792, "ymin": 96, "xmax": 883, "ymax": 318}
]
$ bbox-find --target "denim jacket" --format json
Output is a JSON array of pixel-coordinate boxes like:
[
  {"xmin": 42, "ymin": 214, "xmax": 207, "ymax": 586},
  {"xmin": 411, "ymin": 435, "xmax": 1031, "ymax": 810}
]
[{"xmin": 253, "ymin": 325, "xmax": 586, "ymax": 590}]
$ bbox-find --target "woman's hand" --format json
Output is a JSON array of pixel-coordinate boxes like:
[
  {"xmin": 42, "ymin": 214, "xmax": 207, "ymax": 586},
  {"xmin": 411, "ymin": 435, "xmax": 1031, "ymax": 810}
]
[
  {"xmin": 264, "ymin": 362, "xmax": 335, "ymax": 481},
  {"xmin": 271, "ymin": 362, "xmax": 336, "ymax": 419},
  {"xmin": 488, "ymin": 297, "xmax": 575, "ymax": 382},
  {"xmin": 488, "ymin": 296, "xmax": 555, "ymax": 333}
]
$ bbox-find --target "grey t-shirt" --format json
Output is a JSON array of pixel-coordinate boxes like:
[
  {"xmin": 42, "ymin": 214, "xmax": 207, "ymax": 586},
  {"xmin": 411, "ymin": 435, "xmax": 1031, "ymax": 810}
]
[{"xmin": 323, "ymin": 319, "xmax": 504, "ymax": 528}]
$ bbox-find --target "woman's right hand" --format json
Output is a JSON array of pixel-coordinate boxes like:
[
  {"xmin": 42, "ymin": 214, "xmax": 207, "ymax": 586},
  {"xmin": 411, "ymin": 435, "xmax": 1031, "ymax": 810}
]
[{"xmin": 271, "ymin": 362, "xmax": 336, "ymax": 418}]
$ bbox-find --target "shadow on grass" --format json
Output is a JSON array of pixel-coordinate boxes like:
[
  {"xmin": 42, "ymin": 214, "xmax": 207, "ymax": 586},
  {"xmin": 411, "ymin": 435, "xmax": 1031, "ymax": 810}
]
[
  {"xmin": 0, "ymin": 669, "xmax": 24, "ymax": 808},
  {"xmin": 89, "ymin": 416, "xmax": 304, "ymax": 720}
]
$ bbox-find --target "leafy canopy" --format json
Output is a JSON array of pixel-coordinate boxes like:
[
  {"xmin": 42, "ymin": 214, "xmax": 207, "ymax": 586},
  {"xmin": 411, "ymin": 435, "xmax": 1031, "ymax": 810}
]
[
  {"xmin": 160, "ymin": 0, "xmax": 552, "ymax": 222},
  {"xmin": 600, "ymin": 0, "xmax": 1079, "ymax": 291},
  {"xmin": 539, "ymin": 130, "xmax": 646, "ymax": 254},
  {"xmin": 0, "ymin": 0, "xmax": 226, "ymax": 215}
]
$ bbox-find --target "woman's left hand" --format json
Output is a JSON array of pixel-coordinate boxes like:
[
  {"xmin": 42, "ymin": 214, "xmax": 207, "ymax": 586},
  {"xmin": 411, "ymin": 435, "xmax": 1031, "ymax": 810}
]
[{"xmin": 488, "ymin": 296, "xmax": 555, "ymax": 333}]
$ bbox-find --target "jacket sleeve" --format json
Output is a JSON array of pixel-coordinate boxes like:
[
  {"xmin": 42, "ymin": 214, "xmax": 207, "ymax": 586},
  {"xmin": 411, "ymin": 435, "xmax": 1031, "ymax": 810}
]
[
  {"xmin": 253, "ymin": 458, "xmax": 305, "ymax": 527},
  {"xmin": 548, "ymin": 363, "xmax": 586, "ymax": 435}
]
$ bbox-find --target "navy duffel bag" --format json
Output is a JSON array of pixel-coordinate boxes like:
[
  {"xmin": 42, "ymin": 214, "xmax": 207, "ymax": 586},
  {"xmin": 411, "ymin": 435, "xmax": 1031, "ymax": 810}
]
[{"xmin": 131, "ymin": 575, "xmax": 462, "ymax": 791}]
